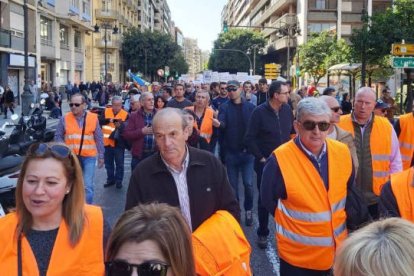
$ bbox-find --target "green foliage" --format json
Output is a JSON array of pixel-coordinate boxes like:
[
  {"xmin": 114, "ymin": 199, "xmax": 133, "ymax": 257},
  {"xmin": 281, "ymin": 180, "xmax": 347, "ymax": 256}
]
[
  {"xmin": 208, "ymin": 29, "xmax": 266, "ymax": 73},
  {"xmin": 299, "ymin": 32, "xmax": 351, "ymax": 85},
  {"xmin": 122, "ymin": 28, "xmax": 188, "ymax": 80}
]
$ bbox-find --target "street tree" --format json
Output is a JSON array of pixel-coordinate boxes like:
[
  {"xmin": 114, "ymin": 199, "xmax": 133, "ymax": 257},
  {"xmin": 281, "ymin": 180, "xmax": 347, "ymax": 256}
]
[
  {"xmin": 122, "ymin": 28, "xmax": 188, "ymax": 80},
  {"xmin": 299, "ymin": 31, "xmax": 351, "ymax": 85},
  {"xmin": 208, "ymin": 29, "xmax": 266, "ymax": 74}
]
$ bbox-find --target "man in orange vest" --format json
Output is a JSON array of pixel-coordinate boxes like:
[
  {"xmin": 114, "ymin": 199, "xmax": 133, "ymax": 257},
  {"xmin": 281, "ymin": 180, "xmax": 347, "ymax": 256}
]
[
  {"xmin": 379, "ymin": 167, "xmax": 414, "ymax": 221},
  {"xmin": 338, "ymin": 87, "xmax": 402, "ymax": 219},
  {"xmin": 186, "ymin": 90, "xmax": 220, "ymax": 152},
  {"xmin": 261, "ymin": 97, "xmax": 368, "ymax": 275},
  {"xmin": 54, "ymin": 93, "xmax": 104, "ymax": 203},
  {"xmin": 394, "ymin": 103, "xmax": 414, "ymax": 170},
  {"xmin": 100, "ymin": 96, "xmax": 128, "ymax": 189}
]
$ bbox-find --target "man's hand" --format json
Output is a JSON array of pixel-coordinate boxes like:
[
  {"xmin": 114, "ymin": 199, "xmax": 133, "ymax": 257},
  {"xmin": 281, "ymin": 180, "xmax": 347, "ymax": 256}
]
[
  {"xmin": 98, "ymin": 158, "xmax": 104, "ymax": 168},
  {"xmin": 142, "ymin": 125, "xmax": 153, "ymax": 135},
  {"xmin": 114, "ymin": 121, "xmax": 121, "ymax": 128},
  {"xmin": 212, "ymin": 118, "xmax": 221, "ymax": 128}
]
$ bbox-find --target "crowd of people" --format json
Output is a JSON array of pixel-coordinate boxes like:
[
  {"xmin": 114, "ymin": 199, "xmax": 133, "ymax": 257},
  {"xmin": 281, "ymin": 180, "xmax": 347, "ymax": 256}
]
[{"xmin": 1, "ymin": 76, "xmax": 414, "ymax": 276}]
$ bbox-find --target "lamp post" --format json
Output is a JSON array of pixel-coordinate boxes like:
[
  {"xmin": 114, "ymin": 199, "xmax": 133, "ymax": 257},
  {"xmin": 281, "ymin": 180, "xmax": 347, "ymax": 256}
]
[
  {"xmin": 94, "ymin": 23, "xmax": 118, "ymax": 84},
  {"xmin": 277, "ymin": 24, "xmax": 301, "ymax": 80},
  {"xmin": 21, "ymin": 0, "xmax": 33, "ymax": 116},
  {"xmin": 213, "ymin": 48, "xmax": 253, "ymax": 75}
]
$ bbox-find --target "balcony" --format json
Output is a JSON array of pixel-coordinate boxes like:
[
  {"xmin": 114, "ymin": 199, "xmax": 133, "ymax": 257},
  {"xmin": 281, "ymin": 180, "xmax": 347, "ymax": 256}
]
[
  {"xmin": 266, "ymin": 36, "xmax": 297, "ymax": 52},
  {"xmin": 100, "ymin": 63, "xmax": 115, "ymax": 72},
  {"xmin": 95, "ymin": 9, "xmax": 118, "ymax": 21},
  {"xmin": 95, "ymin": 38, "xmax": 120, "ymax": 49},
  {"xmin": 256, "ymin": 0, "xmax": 296, "ymax": 26},
  {"xmin": 262, "ymin": 13, "xmax": 297, "ymax": 37},
  {"xmin": 0, "ymin": 28, "xmax": 11, "ymax": 48}
]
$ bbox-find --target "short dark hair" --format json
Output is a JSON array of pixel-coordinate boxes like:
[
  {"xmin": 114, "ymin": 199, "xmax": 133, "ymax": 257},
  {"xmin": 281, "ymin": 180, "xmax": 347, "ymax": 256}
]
[
  {"xmin": 268, "ymin": 81, "xmax": 285, "ymax": 98},
  {"xmin": 174, "ymin": 83, "xmax": 184, "ymax": 90},
  {"xmin": 210, "ymin": 82, "xmax": 219, "ymax": 90},
  {"xmin": 219, "ymin": 82, "xmax": 227, "ymax": 86},
  {"xmin": 323, "ymin": 87, "xmax": 336, "ymax": 96},
  {"xmin": 243, "ymin": 81, "xmax": 252, "ymax": 88},
  {"xmin": 164, "ymin": 87, "xmax": 173, "ymax": 96},
  {"xmin": 259, "ymin": 78, "xmax": 267, "ymax": 85}
]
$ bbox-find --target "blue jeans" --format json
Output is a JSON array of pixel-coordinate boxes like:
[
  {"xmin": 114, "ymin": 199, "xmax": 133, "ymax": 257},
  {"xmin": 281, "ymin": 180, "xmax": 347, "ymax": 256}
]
[
  {"xmin": 225, "ymin": 151, "xmax": 254, "ymax": 211},
  {"xmin": 104, "ymin": 146, "xmax": 125, "ymax": 183},
  {"xmin": 78, "ymin": 156, "xmax": 97, "ymax": 204}
]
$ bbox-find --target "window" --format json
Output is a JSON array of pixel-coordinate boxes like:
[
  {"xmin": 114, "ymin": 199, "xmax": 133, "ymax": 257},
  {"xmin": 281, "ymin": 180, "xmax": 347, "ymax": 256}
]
[
  {"xmin": 40, "ymin": 16, "xmax": 53, "ymax": 45},
  {"xmin": 316, "ymin": 0, "xmax": 326, "ymax": 9},
  {"xmin": 308, "ymin": 22, "xmax": 336, "ymax": 33},
  {"xmin": 82, "ymin": 0, "xmax": 90, "ymax": 15},
  {"xmin": 60, "ymin": 25, "xmax": 69, "ymax": 47},
  {"xmin": 74, "ymin": 31, "xmax": 82, "ymax": 49}
]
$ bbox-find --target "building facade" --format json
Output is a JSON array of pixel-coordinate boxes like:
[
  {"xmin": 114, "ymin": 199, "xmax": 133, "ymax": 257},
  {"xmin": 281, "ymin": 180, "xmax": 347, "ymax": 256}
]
[{"xmin": 184, "ymin": 37, "xmax": 202, "ymax": 77}]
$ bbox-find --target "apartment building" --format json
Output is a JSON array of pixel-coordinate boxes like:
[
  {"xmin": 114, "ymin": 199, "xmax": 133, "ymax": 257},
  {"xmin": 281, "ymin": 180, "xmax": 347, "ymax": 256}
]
[
  {"xmin": 153, "ymin": 0, "xmax": 171, "ymax": 34},
  {"xmin": 184, "ymin": 37, "xmax": 202, "ymax": 76},
  {"xmin": 0, "ymin": 0, "xmax": 37, "ymax": 102},
  {"xmin": 138, "ymin": 0, "xmax": 155, "ymax": 31},
  {"xmin": 222, "ymin": 0, "xmax": 392, "ymax": 77}
]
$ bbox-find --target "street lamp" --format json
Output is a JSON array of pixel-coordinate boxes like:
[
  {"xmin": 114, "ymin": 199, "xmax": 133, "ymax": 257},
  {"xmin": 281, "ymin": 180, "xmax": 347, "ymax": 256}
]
[
  {"xmin": 213, "ymin": 48, "xmax": 253, "ymax": 75},
  {"xmin": 21, "ymin": 0, "xmax": 33, "ymax": 116},
  {"xmin": 277, "ymin": 24, "xmax": 301, "ymax": 80},
  {"xmin": 94, "ymin": 23, "xmax": 119, "ymax": 84},
  {"xmin": 247, "ymin": 45, "xmax": 260, "ymax": 75}
]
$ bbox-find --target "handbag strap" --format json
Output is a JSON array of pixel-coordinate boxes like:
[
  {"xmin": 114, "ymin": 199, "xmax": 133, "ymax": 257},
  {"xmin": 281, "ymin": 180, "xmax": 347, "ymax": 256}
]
[
  {"xmin": 77, "ymin": 112, "xmax": 87, "ymax": 157},
  {"xmin": 18, "ymin": 234, "xmax": 22, "ymax": 276}
]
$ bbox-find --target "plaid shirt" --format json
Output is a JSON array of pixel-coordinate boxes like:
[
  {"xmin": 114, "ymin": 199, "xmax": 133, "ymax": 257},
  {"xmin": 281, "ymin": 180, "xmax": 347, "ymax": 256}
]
[{"xmin": 143, "ymin": 112, "xmax": 155, "ymax": 153}]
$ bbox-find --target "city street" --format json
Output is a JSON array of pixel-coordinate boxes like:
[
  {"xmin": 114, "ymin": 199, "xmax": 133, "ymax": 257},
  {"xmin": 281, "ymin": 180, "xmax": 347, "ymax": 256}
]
[{"xmin": 93, "ymin": 151, "xmax": 280, "ymax": 276}]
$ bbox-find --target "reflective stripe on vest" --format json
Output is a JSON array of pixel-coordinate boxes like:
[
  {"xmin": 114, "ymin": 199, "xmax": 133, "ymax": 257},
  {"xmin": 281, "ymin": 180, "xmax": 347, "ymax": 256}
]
[
  {"xmin": 398, "ymin": 113, "xmax": 414, "ymax": 170},
  {"xmin": 274, "ymin": 139, "xmax": 351, "ymax": 270},
  {"xmin": 390, "ymin": 168, "xmax": 414, "ymax": 222},
  {"xmin": 0, "ymin": 205, "xmax": 105, "ymax": 275},
  {"xmin": 338, "ymin": 114, "xmax": 392, "ymax": 195},
  {"xmin": 185, "ymin": 106, "xmax": 214, "ymax": 143},
  {"xmin": 64, "ymin": 112, "xmax": 98, "ymax": 157},
  {"xmin": 102, "ymin": 108, "xmax": 128, "ymax": 147}
]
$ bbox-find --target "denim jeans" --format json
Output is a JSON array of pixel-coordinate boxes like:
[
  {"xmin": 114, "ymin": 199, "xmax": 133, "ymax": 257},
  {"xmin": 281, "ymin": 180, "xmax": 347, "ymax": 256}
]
[
  {"xmin": 104, "ymin": 146, "xmax": 125, "ymax": 183},
  {"xmin": 78, "ymin": 156, "xmax": 97, "ymax": 204},
  {"xmin": 255, "ymin": 159, "xmax": 270, "ymax": 237},
  {"xmin": 225, "ymin": 151, "xmax": 254, "ymax": 211}
]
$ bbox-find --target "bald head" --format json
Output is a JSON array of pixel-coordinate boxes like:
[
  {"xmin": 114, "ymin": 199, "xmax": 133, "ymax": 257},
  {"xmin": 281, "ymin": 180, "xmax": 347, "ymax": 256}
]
[
  {"xmin": 356, "ymin": 87, "xmax": 376, "ymax": 101},
  {"xmin": 354, "ymin": 86, "xmax": 376, "ymax": 124},
  {"xmin": 153, "ymin": 107, "xmax": 187, "ymax": 131}
]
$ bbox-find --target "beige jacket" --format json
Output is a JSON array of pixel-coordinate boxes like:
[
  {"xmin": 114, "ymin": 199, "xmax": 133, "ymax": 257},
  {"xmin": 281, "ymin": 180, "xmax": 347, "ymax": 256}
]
[{"xmin": 334, "ymin": 124, "xmax": 359, "ymax": 174}]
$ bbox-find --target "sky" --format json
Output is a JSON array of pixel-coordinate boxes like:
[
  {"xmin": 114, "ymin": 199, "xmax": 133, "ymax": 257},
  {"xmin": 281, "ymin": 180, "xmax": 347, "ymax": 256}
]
[{"xmin": 169, "ymin": 0, "xmax": 228, "ymax": 52}]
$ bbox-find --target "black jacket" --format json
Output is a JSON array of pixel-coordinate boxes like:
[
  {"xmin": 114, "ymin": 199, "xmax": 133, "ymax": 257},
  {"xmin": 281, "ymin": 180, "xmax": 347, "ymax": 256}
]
[{"xmin": 125, "ymin": 147, "xmax": 241, "ymax": 230}]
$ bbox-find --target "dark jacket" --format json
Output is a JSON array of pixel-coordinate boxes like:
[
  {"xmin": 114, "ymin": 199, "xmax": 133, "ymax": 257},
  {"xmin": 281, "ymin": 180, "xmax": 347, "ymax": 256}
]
[
  {"xmin": 122, "ymin": 109, "xmax": 156, "ymax": 158},
  {"xmin": 244, "ymin": 101, "xmax": 294, "ymax": 160},
  {"xmin": 125, "ymin": 147, "xmax": 241, "ymax": 230},
  {"xmin": 99, "ymin": 109, "xmax": 128, "ymax": 149},
  {"xmin": 218, "ymin": 99, "xmax": 255, "ymax": 153}
]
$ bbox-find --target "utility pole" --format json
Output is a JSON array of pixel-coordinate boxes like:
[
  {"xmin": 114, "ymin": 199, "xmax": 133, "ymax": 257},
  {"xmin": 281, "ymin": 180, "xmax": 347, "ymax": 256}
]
[{"xmin": 21, "ymin": 0, "xmax": 33, "ymax": 116}]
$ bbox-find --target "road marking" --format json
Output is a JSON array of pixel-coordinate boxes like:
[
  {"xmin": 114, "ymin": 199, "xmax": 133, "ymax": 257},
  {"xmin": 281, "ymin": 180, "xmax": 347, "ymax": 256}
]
[{"xmin": 254, "ymin": 218, "xmax": 280, "ymax": 276}]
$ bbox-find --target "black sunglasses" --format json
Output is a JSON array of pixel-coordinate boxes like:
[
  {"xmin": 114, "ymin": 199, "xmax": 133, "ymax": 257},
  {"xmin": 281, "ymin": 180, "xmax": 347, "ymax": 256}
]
[
  {"xmin": 32, "ymin": 143, "xmax": 71, "ymax": 158},
  {"xmin": 69, "ymin": 103, "xmax": 82, "ymax": 107},
  {"xmin": 300, "ymin": 121, "xmax": 330, "ymax": 131},
  {"xmin": 226, "ymin": 87, "xmax": 238, "ymax": 92},
  {"xmin": 105, "ymin": 260, "xmax": 170, "ymax": 276},
  {"xmin": 331, "ymin": 107, "xmax": 341, "ymax": 113},
  {"xmin": 381, "ymin": 108, "xmax": 388, "ymax": 113}
]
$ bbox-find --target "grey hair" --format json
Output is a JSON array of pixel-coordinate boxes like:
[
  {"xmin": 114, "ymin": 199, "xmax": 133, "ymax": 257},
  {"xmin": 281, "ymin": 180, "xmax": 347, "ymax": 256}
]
[
  {"xmin": 153, "ymin": 107, "xmax": 188, "ymax": 131},
  {"xmin": 130, "ymin": 94, "xmax": 141, "ymax": 102},
  {"xmin": 111, "ymin": 96, "xmax": 123, "ymax": 104},
  {"xmin": 296, "ymin": 97, "xmax": 331, "ymax": 122},
  {"xmin": 196, "ymin": 90, "xmax": 210, "ymax": 101},
  {"xmin": 140, "ymin": 92, "xmax": 153, "ymax": 103}
]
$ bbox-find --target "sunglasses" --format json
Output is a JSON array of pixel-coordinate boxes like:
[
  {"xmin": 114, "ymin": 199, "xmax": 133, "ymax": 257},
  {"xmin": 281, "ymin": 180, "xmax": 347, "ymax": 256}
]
[
  {"xmin": 331, "ymin": 107, "xmax": 341, "ymax": 113},
  {"xmin": 381, "ymin": 108, "xmax": 388, "ymax": 113},
  {"xmin": 32, "ymin": 143, "xmax": 71, "ymax": 159},
  {"xmin": 300, "ymin": 121, "xmax": 330, "ymax": 131},
  {"xmin": 226, "ymin": 87, "xmax": 238, "ymax": 92},
  {"xmin": 69, "ymin": 103, "xmax": 82, "ymax": 107},
  {"xmin": 105, "ymin": 260, "xmax": 170, "ymax": 276}
]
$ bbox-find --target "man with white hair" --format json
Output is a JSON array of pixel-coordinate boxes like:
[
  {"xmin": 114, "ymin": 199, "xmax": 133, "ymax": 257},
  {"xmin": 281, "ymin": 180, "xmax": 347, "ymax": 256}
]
[
  {"xmin": 338, "ymin": 87, "xmax": 402, "ymax": 219},
  {"xmin": 262, "ymin": 97, "xmax": 367, "ymax": 275},
  {"xmin": 128, "ymin": 94, "xmax": 141, "ymax": 113}
]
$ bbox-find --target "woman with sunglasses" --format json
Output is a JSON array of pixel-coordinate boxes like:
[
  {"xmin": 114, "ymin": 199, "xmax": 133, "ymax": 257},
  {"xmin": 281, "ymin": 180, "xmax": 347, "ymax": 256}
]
[
  {"xmin": 106, "ymin": 203, "xmax": 195, "ymax": 276},
  {"xmin": 0, "ymin": 142, "xmax": 109, "ymax": 275}
]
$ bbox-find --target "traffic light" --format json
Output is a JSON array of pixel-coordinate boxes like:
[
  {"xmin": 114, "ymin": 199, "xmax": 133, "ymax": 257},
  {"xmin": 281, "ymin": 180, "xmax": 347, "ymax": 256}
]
[{"xmin": 223, "ymin": 21, "xmax": 228, "ymax": 33}]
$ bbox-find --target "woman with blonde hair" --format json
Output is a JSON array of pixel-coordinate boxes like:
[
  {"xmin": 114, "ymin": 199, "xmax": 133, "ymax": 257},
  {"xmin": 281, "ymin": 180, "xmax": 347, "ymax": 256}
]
[
  {"xmin": 0, "ymin": 142, "xmax": 108, "ymax": 275},
  {"xmin": 106, "ymin": 203, "xmax": 195, "ymax": 276},
  {"xmin": 334, "ymin": 217, "xmax": 414, "ymax": 276}
]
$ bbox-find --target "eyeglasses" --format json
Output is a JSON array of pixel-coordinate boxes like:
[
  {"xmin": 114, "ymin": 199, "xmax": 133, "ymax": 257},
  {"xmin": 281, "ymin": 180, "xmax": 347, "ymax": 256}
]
[
  {"xmin": 31, "ymin": 143, "xmax": 71, "ymax": 159},
  {"xmin": 331, "ymin": 107, "xmax": 341, "ymax": 113},
  {"xmin": 69, "ymin": 103, "xmax": 82, "ymax": 107},
  {"xmin": 226, "ymin": 87, "xmax": 238, "ymax": 92},
  {"xmin": 105, "ymin": 260, "xmax": 170, "ymax": 276},
  {"xmin": 381, "ymin": 108, "xmax": 388, "ymax": 113},
  {"xmin": 300, "ymin": 121, "xmax": 330, "ymax": 131}
]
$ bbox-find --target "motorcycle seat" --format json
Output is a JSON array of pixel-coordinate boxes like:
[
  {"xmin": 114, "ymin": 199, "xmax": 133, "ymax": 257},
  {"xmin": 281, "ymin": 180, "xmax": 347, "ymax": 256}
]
[{"xmin": 0, "ymin": 155, "xmax": 23, "ymax": 172}]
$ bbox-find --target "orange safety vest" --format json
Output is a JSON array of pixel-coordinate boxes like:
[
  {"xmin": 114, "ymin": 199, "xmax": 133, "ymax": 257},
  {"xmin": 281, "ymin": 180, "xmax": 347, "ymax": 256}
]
[
  {"xmin": 390, "ymin": 168, "xmax": 414, "ymax": 222},
  {"xmin": 102, "ymin": 108, "xmax": 128, "ymax": 147},
  {"xmin": 338, "ymin": 114, "xmax": 392, "ymax": 195},
  {"xmin": 274, "ymin": 139, "xmax": 351, "ymax": 270},
  {"xmin": 64, "ymin": 112, "xmax": 98, "ymax": 157},
  {"xmin": 398, "ymin": 113, "xmax": 414, "ymax": 170},
  {"xmin": 0, "ymin": 205, "xmax": 105, "ymax": 276},
  {"xmin": 192, "ymin": 210, "xmax": 252, "ymax": 276},
  {"xmin": 186, "ymin": 106, "xmax": 214, "ymax": 143}
]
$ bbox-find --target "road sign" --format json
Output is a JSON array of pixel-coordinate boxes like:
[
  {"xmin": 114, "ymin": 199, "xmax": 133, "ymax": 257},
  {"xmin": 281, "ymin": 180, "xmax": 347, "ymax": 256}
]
[
  {"xmin": 392, "ymin": 43, "xmax": 414, "ymax": 56},
  {"xmin": 265, "ymin": 63, "xmax": 281, "ymax": 79},
  {"xmin": 157, "ymin": 68, "xmax": 164, "ymax": 77},
  {"xmin": 392, "ymin": 57, "xmax": 414, "ymax": 68}
]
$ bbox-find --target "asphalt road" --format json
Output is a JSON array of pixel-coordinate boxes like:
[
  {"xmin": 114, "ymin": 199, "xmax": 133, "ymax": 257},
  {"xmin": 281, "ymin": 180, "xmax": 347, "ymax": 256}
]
[{"xmin": 93, "ymin": 151, "xmax": 280, "ymax": 276}]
